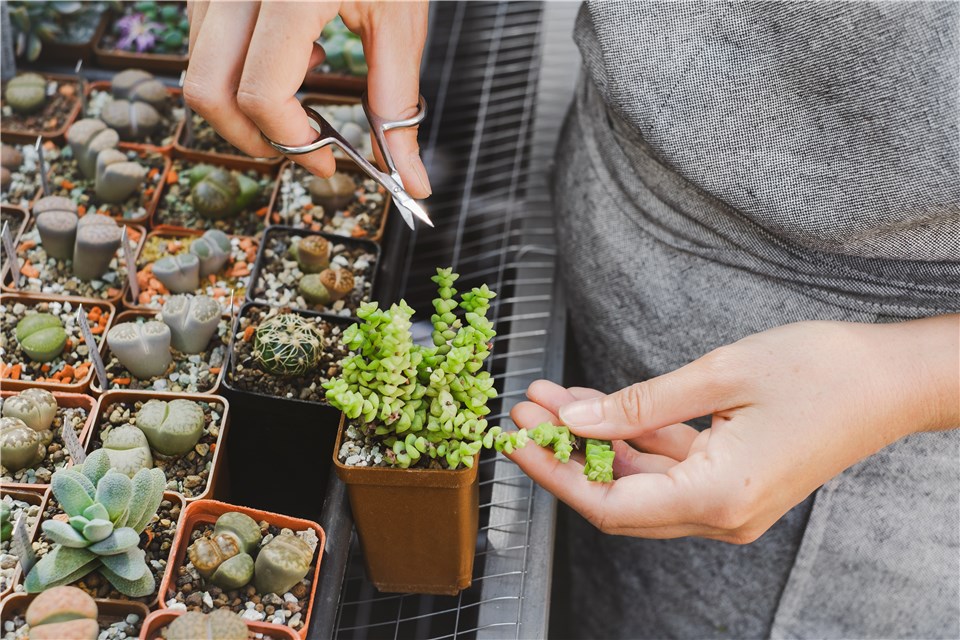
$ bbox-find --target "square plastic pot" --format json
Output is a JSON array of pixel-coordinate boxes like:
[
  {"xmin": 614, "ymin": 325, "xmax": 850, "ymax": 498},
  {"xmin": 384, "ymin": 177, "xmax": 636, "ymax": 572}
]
[
  {"xmin": 0, "ymin": 592, "xmax": 150, "ymax": 637},
  {"xmin": 1, "ymin": 73, "xmax": 84, "ymax": 144},
  {"xmin": 92, "ymin": 9, "xmax": 189, "ymax": 74},
  {"xmin": 139, "ymin": 608, "xmax": 300, "ymax": 640},
  {"xmin": 0, "ymin": 487, "xmax": 49, "ymax": 600}
]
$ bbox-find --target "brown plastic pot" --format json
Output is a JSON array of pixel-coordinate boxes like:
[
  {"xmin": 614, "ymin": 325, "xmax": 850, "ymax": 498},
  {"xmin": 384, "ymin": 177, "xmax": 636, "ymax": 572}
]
[
  {"xmin": 90, "ymin": 309, "xmax": 228, "ymax": 396},
  {"xmin": 332, "ymin": 415, "xmax": 480, "ymax": 595},
  {"xmin": 0, "ymin": 73, "xmax": 84, "ymax": 144},
  {"xmin": 1, "ymin": 593, "xmax": 150, "ymax": 637},
  {"xmin": 93, "ymin": 11, "xmax": 189, "ymax": 75},
  {"xmin": 158, "ymin": 499, "xmax": 326, "ymax": 640},
  {"xmin": 85, "ymin": 390, "xmax": 230, "ymax": 503},
  {"xmin": 172, "ymin": 117, "xmax": 283, "ymax": 168},
  {"xmin": 1, "ymin": 221, "xmax": 146, "ymax": 307},
  {"xmin": 0, "ymin": 391, "xmax": 97, "ymax": 492},
  {"xmin": 139, "ymin": 608, "xmax": 300, "ymax": 640},
  {"xmin": 0, "ymin": 488, "xmax": 48, "ymax": 600},
  {"xmin": 0, "ymin": 293, "xmax": 116, "ymax": 393},
  {"xmin": 85, "ymin": 80, "xmax": 184, "ymax": 155}
]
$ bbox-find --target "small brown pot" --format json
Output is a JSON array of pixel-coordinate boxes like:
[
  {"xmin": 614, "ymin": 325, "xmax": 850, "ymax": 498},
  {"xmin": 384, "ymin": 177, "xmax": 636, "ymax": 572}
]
[
  {"xmin": 0, "ymin": 488, "xmax": 48, "ymax": 600},
  {"xmin": 84, "ymin": 390, "xmax": 230, "ymax": 502},
  {"xmin": 332, "ymin": 415, "xmax": 480, "ymax": 595},
  {"xmin": 0, "ymin": 390, "xmax": 97, "ymax": 492},
  {"xmin": 37, "ymin": 12, "xmax": 110, "ymax": 64},
  {"xmin": 0, "ymin": 293, "xmax": 116, "ymax": 393},
  {"xmin": 85, "ymin": 80, "xmax": 184, "ymax": 155},
  {"xmin": 0, "ymin": 593, "xmax": 150, "ymax": 637},
  {"xmin": 0, "ymin": 73, "xmax": 84, "ymax": 144},
  {"xmin": 158, "ymin": 499, "xmax": 326, "ymax": 640},
  {"xmin": 93, "ymin": 11, "xmax": 189, "ymax": 75},
  {"xmin": 139, "ymin": 608, "xmax": 301, "ymax": 640}
]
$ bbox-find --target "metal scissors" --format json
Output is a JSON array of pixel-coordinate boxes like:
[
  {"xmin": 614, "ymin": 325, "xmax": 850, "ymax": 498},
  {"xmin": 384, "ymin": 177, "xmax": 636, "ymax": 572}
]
[{"xmin": 261, "ymin": 94, "xmax": 433, "ymax": 230}]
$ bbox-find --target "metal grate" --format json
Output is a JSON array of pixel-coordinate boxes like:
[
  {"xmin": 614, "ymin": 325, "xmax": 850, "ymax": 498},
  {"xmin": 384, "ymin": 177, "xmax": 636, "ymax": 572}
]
[{"xmin": 321, "ymin": 2, "xmax": 583, "ymax": 639}]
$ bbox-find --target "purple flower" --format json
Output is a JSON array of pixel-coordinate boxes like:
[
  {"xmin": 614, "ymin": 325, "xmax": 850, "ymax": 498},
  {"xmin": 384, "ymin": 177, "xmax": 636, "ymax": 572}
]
[{"xmin": 115, "ymin": 13, "xmax": 163, "ymax": 53}]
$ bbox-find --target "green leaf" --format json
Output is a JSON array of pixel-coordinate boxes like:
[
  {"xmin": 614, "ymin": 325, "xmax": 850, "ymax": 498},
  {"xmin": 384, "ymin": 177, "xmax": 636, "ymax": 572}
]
[
  {"xmin": 42, "ymin": 520, "xmax": 90, "ymax": 547},
  {"xmin": 95, "ymin": 471, "xmax": 132, "ymax": 523},
  {"xmin": 83, "ymin": 519, "xmax": 114, "ymax": 543},
  {"xmin": 100, "ymin": 563, "xmax": 156, "ymax": 597},
  {"xmin": 52, "ymin": 470, "xmax": 96, "ymax": 516},
  {"xmin": 26, "ymin": 34, "xmax": 42, "ymax": 62},
  {"xmin": 81, "ymin": 450, "xmax": 112, "ymax": 488},
  {"xmin": 83, "ymin": 503, "xmax": 110, "ymax": 522},
  {"xmin": 99, "ymin": 547, "xmax": 147, "ymax": 581},
  {"xmin": 23, "ymin": 546, "xmax": 98, "ymax": 592},
  {"xmin": 88, "ymin": 527, "xmax": 139, "ymax": 556}
]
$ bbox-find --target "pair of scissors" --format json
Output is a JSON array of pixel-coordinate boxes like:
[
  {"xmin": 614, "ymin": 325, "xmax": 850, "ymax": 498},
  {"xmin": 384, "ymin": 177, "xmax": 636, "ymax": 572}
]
[{"xmin": 261, "ymin": 94, "xmax": 433, "ymax": 230}]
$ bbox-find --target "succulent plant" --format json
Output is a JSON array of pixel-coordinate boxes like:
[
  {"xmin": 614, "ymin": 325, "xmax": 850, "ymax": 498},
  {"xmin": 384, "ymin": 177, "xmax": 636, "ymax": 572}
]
[
  {"xmin": 187, "ymin": 511, "xmax": 261, "ymax": 590},
  {"xmin": 0, "ymin": 502, "xmax": 11, "ymax": 542},
  {"xmin": 3, "ymin": 387, "xmax": 58, "ymax": 445},
  {"xmin": 189, "ymin": 229, "xmax": 232, "ymax": 278},
  {"xmin": 111, "ymin": 69, "xmax": 168, "ymax": 110},
  {"xmin": 307, "ymin": 173, "xmax": 354, "ymax": 210},
  {"xmin": 293, "ymin": 235, "xmax": 330, "ymax": 274},
  {"xmin": 152, "ymin": 254, "xmax": 200, "ymax": 294},
  {"xmin": 101, "ymin": 99, "xmax": 161, "ymax": 141},
  {"xmin": 25, "ymin": 585, "xmax": 99, "ymax": 640},
  {"xmin": 252, "ymin": 313, "xmax": 322, "ymax": 377},
  {"xmin": 254, "ymin": 533, "xmax": 313, "ymax": 595},
  {"xmin": 15, "ymin": 313, "xmax": 67, "ymax": 363},
  {"xmin": 24, "ymin": 449, "xmax": 166, "ymax": 597},
  {"xmin": 343, "ymin": 39, "xmax": 368, "ymax": 76},
  {"xmin": 1, "ymin": 144, "xmax": 24, "ymax": 170},
  {"xmin": 66, "ymin": 119, "xmax": 120, "ymax": 180},
  {"xmin": 297, "ymin": 274, "xmax": 331, "ymax": 306},
  {"xmin": 112, "ymin": 3, "xmax": 189, "ymax": 55},
  {"xmin": 298, "ymin": 268, "xmax": 354, "ymax": 307},
  {"xmin": 319, "ymin": 17, "xmax": 367, "ymax": 76},
  {"xmin": 94, "ymin": 148, "xmax": 146, "ymax": 203},
  {"xmin": 106, "ymin": 320, "xmax": 172, "ymax": 379},
  {"xmin": 101, "ymin": 424, "xmax": 154, "ymax": 478},
  {"xmin": 2, "ymin": 168, "xmax": 10, "ymax": 191},
  {"xmin": 165, "ymin": 610, "xmax": 248, "ymax": 640},
  {"xmin": 160, "ymin": 294, "xmax": 221, "ymax": 354},
  {"xmin": 33, "ymin": 196, "xmax": 79, "ymax": 261},
  {"xmin": 5, "ymin": 73, "xmax": 48, "ymax": 115},
  {"xmin": 8, "ymin": 0, "xmax": 104, "ymax": 64},
  {"xmin": 189, "ymin": 165, "xmax": 260, "ymax": 220},
  {"xmin": 73, "ymin": 214, "xmax": 122, "ymax": 281},
  {"xmin": 135, "ymin": 398, "xmax": 204, "ymax": 457},
  {"xmin": 1, "ymin": 416, "xmax": 46, "ymax": 472}
]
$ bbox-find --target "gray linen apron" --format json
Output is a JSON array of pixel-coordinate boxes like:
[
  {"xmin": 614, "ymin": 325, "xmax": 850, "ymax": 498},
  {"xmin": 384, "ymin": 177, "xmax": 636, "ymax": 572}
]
[{"xmin": 551, "ymin": 2, "xmax": 960, "ymax": 638}]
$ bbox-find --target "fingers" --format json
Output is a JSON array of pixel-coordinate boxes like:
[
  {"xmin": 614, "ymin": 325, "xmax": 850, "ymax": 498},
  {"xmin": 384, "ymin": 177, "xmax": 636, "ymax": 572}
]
[
  {"xmin": 239, "ymin": 2, "xmax": 339, "ymax": 176},
  {"xmin": 611, "ymin": 441, "xmax": 677, "ymax": 477},
  {"xmin": 186, "ymin": 0, "xmax": 209, "ymax": 53},
  {"xmin": 526, "ymin": 379, "xmax": 599, "ymax": 415}
]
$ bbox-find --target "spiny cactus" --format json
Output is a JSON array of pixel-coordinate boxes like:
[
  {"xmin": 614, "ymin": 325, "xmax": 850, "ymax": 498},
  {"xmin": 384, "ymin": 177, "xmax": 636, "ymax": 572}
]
[
  {"xmin": 25, "ymin": 585, "xmax": 99, "ymax": 640},
  {"xmin": 3, "ymin": 388, "xmax": 58, "ymax": 445},
  {"xmin": 5, "ymin": 73, "xmax": 47, "ymax": 115},
  {"xmin": 254, "ymin": 533, "xmax": 313, "ymax": 596},
  {"xmin": 189, "ymin": 165, "xmax": 260, "ymax": 220},
  {"xmin": 33, "ymin": 196, "xmax": 79, "ymax": 261},
  {"xmin": 101, "ymin": 424, "xmax": 154, "ymax": 478},
  {"xmin": 160, "ymin": 294, "xmax": 220, "ymax": 354},
  {"xmin": 1, "ymin": 417, "xmax": 45, "ymax": 472},
  {"xmin": 189, "ymin": 229, "xmax": 232, "ymax": 278},
  {"xmin": 165, "ymin": 610, "xmax": 248, "ymax": 640},
  {"xmin": 24, "ymin": 449, "xmax": 166, "ymax": 597},
  {"xmin": 106, "ymin": 320, "xmax": 172, "ymax": 379},
  {"xmin": 187, "ymin": 511, "xmax": 261, "ymax": 590},
  {"xmin": 252, "ymin": 313, "xmax": 322, "ymax": 377},
  {"xmin": 135, "ymin": 398, "xmax": 204, "ymax": 457},
  {"xmin": 15, "ymin": 313, "xmax": 67, "ymax": 363},
  {"xmin": 152, "ymin": 254, "xmax": 200, "ymax": 294},
  {"xmin": 73, "ymin": 214, "xmax": 122, "ymax": 281}
]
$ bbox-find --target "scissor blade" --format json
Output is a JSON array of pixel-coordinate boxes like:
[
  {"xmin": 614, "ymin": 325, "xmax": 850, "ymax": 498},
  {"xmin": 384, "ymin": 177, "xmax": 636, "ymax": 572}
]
[{"xmin": 394, "ymin": 191, "xmax": 434, "ymax": 228}]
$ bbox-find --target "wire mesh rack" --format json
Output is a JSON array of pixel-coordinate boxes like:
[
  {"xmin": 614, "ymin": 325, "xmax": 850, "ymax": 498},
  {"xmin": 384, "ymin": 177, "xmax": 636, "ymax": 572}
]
[{"xmin": 309, "ymin": 2, "xmax": 584, "ymax": 639}]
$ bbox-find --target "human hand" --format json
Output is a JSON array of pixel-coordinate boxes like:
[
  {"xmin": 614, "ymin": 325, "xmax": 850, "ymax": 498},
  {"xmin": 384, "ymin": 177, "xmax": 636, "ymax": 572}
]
[
  {"xmin": 508, "ymin": 316, "xmax": 959, "ymax": 543},
  {"xmin": 184, "ymin": 0, "xmax": 431, "ymax": 196}
]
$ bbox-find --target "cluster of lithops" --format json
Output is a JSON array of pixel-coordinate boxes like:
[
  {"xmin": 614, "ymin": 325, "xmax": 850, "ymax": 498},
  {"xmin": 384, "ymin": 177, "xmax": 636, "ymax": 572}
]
[
  {"xmin": 99, "ymin": 399, "xmax": 205, "ymax": 478},
  {"xmin": 4, "ymin": 73, "xmax": 48, "ymax": 115},
  {"xmin": 66, "ymin": 119, "xmax": 146, "ymax": 204},
  {"xmin": 152, "ymin": 229, "xmax": 232, "ymax": 293},
  {"xmin": 100, "ymin": 69, "xmax": 167, "ymax": 141},
  {"xmin": 23, "ymin": 586, "xmax": 99, "ymax": 640},
  {"xmin": 187, "ymin": 511, "xmax": 313, "ymax": 595},
  {"xmin": 1, "ymin": 388, "xmax": 57, "ymax": 472},
  {"xmin": 289, "ymin": 235, "xmax": 356, "ymax": 306},
  {"xmin": 24, "ymin": 449, "xmax": 166, "ymax": 596},
  {"xmin": 33, "ymin": 195, "xmax": 125, "ymax": 281},
  {"xmin": 165, "ymin": 610, "xmax": 248, "ymax": 640},
  {"xmin": 15, "ymin": 313, "xmax": 67, "ymax": 363},
  {"xmin": 189, "ymin": 165, "xmax": 260, "ymax": 220},
  {"xmin": 252, "ymin": 313, "xmax": 323, "ymax": 377}
]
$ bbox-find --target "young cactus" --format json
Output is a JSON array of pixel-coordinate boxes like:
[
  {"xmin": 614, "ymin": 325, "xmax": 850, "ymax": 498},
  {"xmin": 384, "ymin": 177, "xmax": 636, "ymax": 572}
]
[
  {"xmin": 73, "ymin": 214, "xmax": 122, "ymax": 281},
  {"xmin": 161, "ymin": 294, "xmax": 221, "ymax": 354},
  {"xmin": 152, "ymin": 254, "xmax": 200, "ymax": 294},
  {"xmin": 24, "ymin": 449, "xmax": 167, "ymax": 597},
  {"xmin": 33, "ymin": 196, "xmax": 79, "ymax": 261},
  {"xmin": 165, "ymin": 610, "xmax": 248, "ymax": 640},
  {"xmin": 189, "ymin": 165, "xmax": 260, "ymax": 220},
  {"xmin": 15, "ymin": 313, "xmax": 67, "ymax": 363},
  {"xmin": 25, "ymin": 586, "xmax": 99, "ymax": 640},
  {"xmin": 135, "ymin": 398, "xmax": 205, "ymax": 457},
  {"xmin": 3, "ymin": 387, "xmax": 58, "ymax": 445},
  {"xmin": 252, "ymin": 313, "xmax": 322, "ymax": 376},
  {"xmin": 187, "ymin": 511, "xmax": 261, "ymax": 590},
  {"xmin": 94, "ymin": 148, "xmax": 146, "ymax": 204},
  {"xmin": 253, "ymin": 533, "xmax": 313, "ymax": 596},
  {"xmin": 106, "ymin": 320, "xmax": 172, "ymax": 379},
  {"xmin": 0, "ymin": 417, "xmax": 46, "ymax": 472},
  {"xmin": 189, "ymin": 229, "xmax": 232, "ymax": 278},
  {"xmin": 66, "ymin": 118, "xmax": 120, "ymax": 180},
  {"xmin": 101, "ymin": 424, "xmax": 154, "ymax": 478}
]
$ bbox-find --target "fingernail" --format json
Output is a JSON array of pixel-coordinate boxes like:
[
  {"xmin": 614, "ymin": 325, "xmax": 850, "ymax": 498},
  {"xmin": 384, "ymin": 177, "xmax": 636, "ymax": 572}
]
[
  {"xmin": 409, "ymin": 152, "xmax": 432, "ymax": 196},
  {"xmin": 560, "ymin": 399, "xmax": 603, "ymax": 427}
]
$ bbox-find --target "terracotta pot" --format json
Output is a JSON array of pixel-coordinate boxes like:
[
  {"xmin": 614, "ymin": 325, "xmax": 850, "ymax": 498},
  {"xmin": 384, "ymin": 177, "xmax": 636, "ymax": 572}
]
[
  {"xmin": 84, "ymin": 390, "xmax": 231, "ymax": 503},
  {"xmin": 85, "ymin": 80, "xmax": 184, "ymax": 155},
  {"xmin": 93, "ymin": 10, "xmax": 189, "ymax": 75},
  {"xmin": 332, "ymin": 415, "xmax": 480, "ymax": 595},
  {"xmin": 301, "ymin": 71, "xmax": 366, "ymax": 95},
  {"xmin": 139, "ymin": 608, "xmax": 300, "ymax": 640},
  {"xmin": 0, "ymin": 391, "xmax": 97, "ymax": 492},
  {"xmin": 1, "ymin": 220, "xmax": 146, "ymax": 307},
  {"xmin": 0, "ymin": 593, "xmax": 150, "ymax": 637},
  {"xmin": 172, "ymin": 117, "xmax": 283, "ymax": 168},
  {"xmin": 0, "ymin": 487, "xmax": 48, "ymax": 600},
  {"xmin": 89, "ymin": 309, "xmax": 228, "ymax": 396},
  {"xmin": 158, "ymin": 499, "xmax": 326, "ymax": 640},
  {"xmin": 123, "ymin": 227, "xmax": 258, "ymax": 313},
  {"xmin": 37, "ymin": 12, "xmax": 110, "ymax": 64},
  {"xmin": 0, "ymin": 293, "xmax": 116, "ymax": 393},
  {"xmin": 0, "ymin": 73, "xmax": 84, "ymax": 144}
]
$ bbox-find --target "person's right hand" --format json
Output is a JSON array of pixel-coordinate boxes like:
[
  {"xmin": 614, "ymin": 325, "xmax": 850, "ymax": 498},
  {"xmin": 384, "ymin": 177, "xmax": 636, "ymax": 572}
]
[{"xmin": 184, "ymin": 1, "xmax": 431, "ymax": 197}]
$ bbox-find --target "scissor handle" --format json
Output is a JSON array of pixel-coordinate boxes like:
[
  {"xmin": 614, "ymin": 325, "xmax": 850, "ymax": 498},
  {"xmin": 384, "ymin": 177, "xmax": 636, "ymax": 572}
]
[{"xmin": 361, "ymin": 93, "xmax": 427, "ymax": 187}]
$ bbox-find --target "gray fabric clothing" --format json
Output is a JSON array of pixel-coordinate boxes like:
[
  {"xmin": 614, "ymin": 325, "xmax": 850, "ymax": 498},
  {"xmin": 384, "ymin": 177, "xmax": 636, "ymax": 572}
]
[{"xmin": 552, "ymin": 2, "xmax": 959, "ymax": 639}]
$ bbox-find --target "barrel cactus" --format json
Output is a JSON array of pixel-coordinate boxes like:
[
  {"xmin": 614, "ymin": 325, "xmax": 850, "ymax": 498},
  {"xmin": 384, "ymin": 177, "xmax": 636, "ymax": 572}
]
[
  {"xmin": 0, "ymin": 417, "xmax": 45, "ymax": 472},
  {"xmin": 189, "ymin": 165, "xmax": 260, "ymax": 220},
  {"xmin": 165, "ymin": 610, "xmax": 248, "ymax": 640},
  {"xmin": 25, "ymin": 586, "xmax": 99, "ymax": 640},
  {"xmin": 189, "ymin": 229, "xmax": 232, "ymax": 278},
  {"xmin": 24, "ymin": 449, "xmax": 166, "ymax": 597},
  {"xmin": 5, "ymin": 73, "xmax": 47, "ymax": 115},
  {"xmin": 252, "ymin": 313, "xmax": 322, "ymax": 377},
  {"xmin": 161, "ymin": 294, "xmax": 221, "ymax": 354},
  {"xmin": 15, "ymin": 313, "xmax": 67, "ymax": 363},
  {"xmin": 152, "ymin": 253, "xmax": 200, "ymax": 294},
  {"xmin": 135, "ymin": 398, "xmax": 205, "ymax": 457},
  {"xmin": 254, "ymin": 533, "xmax": 313, "ymax": 595},
  {"xmin": 101, "ymin": 424, "xmax": 154, "ymax": 478},
  {"xmin": 3, "ymin": 387, "xmax": 58, "ymax": 445},
  {"xmin": 33, "ymin": 196, "xmax": 79, "ymax": 261},
  {"xmin": 187, "ymin": 511, "xmax": 261, "ymax": 590},
  {"xmin": 106, "ymin": 320, "xmax": 172, "ymax": 379}
]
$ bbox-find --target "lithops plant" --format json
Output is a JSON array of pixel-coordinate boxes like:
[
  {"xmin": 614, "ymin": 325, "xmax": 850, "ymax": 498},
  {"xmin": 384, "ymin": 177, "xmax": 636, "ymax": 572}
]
[
  {"xmin": 66, "ymin": 118, "xmax": 120, "ymax": 180},
  {"xmin": 135, "ymin": 398, "xmax": 204, "ymax": 457},
  {"xmin": 307, "ymin": 173, "xmax": 355, "ymax": 210},
  {"xmin": 25, "ymin": 585, "xmax": 99, "ymax": 640},
  {"xmin": 94, "ymin": 148, "xmax": 146, "ymax": 204},
  {"xmin": 106, "ymin": 320, "xmax": 172, "ymax": 379},
  {"xmin": 254, "ymin": 533, "xmax": 313, "ymax": 595},
  {"xmin": 189, "ymin": 165, "xmax": 260, "ymax": 220},
  {"xmin": 165, "ymin": 610, "xmax": 248, "ymax": 640},
  {"xmin": 111, "ymin": 69, "xmax": 167, "ymax": 110},
  {"xmin": 5, "ymin": 73, "xmax": 48, "ymax": 115},
  {"xmin": 298, "ymin": 274, "xmax": 331, "ymax": 305},
  {"xmin": 320, "ymin": 268, "xmax": 354, "ymax": 302},
  {"xmin": 33, "ymin": 196, "xmax": 79, "ymax": 260},
  {"xmin": 189, "ymin": 229, "xmax": 232, "ymax": 278},
  {"xmin": 24, "ymin": 449, "xmax": 167, "ymax": 597},
  {"xmin": 1, "ymin": 503, "xmax": 10, "ymax": 541},
  {"xmin": 3, "ymin": 387, "xmax": 58, "ymax": 445},
  {"xmin": 0, "ymin": 417, "xmax": 46, "ymax": 472},
  {"xmin": 293, "ymin": 235, "xmax": 331, "ymax": 274},
  {"xmin": 187, "ymin": 511, "xmax": 261, "ymax": 590},
  {"xmin": 100, "ymin": 100, "xmax": 161, "ymax": 141},
  {"xmin": 15, "ymin": 313, "xmax": 67, "ymax": 363},
  {"xmin": 161, "ymin": 294, "xmax": 221, "ymax": 354},
  {"xmin": 152, "ymin": 254, "xmax": 200, "ymax": 294},
  {"xmin": 73, "ymin": 214, "xmax": 122, "ymax": 281},
  {"xmin": 252, "ymin": 313, "xmax": 322, "ymax": 376},
  {"xmin": 101, "ymin": 424, "xmax": 154, "ymax": 478}
]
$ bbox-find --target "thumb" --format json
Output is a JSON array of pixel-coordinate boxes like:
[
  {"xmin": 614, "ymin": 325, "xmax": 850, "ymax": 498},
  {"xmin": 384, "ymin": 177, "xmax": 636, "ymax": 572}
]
[{"xmin": 559, "ymin": 352, "xmax": 737, "ymax": 439}]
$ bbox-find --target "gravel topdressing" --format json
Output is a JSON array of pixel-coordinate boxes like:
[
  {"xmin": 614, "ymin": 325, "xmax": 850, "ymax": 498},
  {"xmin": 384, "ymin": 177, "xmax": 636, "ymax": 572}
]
[
  {"xmin": 1, "ymin": 143, "xmax": 61, "ymax": 208},
  {"xmin": 0, "ymin": 399, "xmax": 89, "ymax": 485},
  {"xmin": 86, "ymin": 88, "xmax": 185, "ymax": 149},
  {"xmin": 1, "ymin": 608, "xmax": 144, "ymax": 640},
  {"xmin": 0, "ymin": 494, "xmax": 41, "ymax": 593}
]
